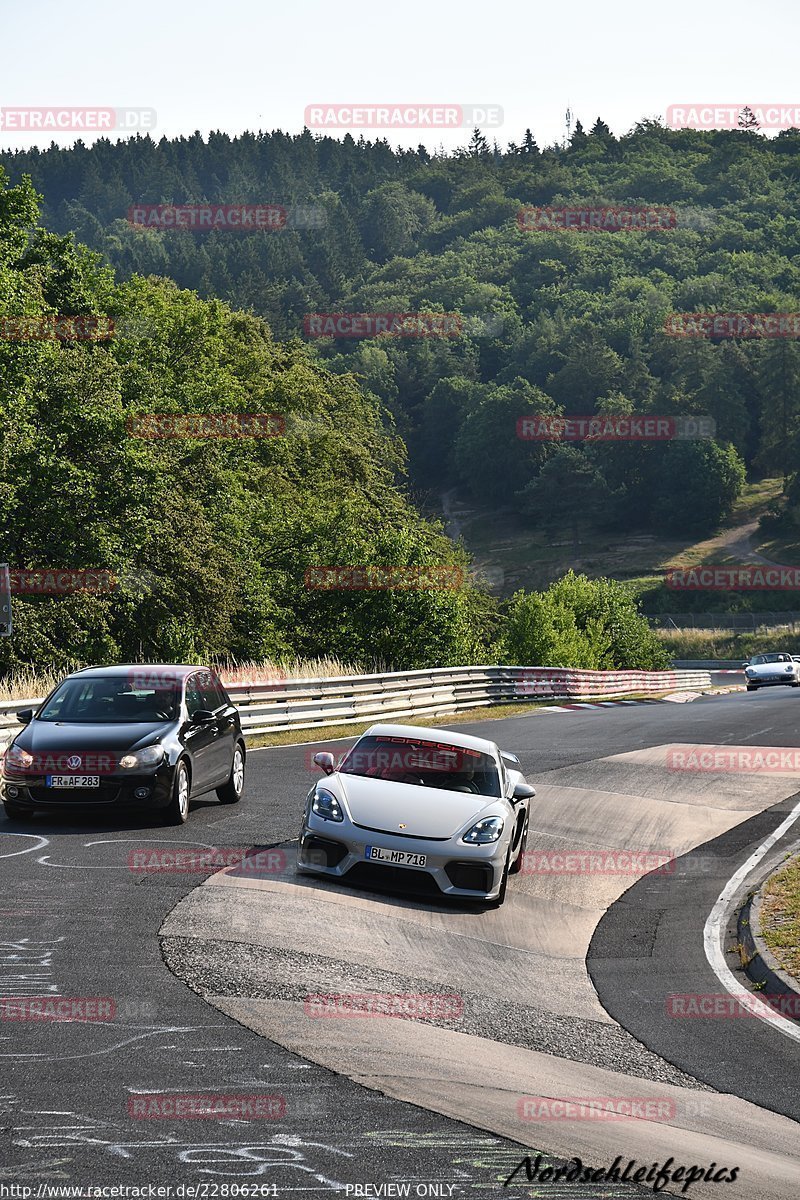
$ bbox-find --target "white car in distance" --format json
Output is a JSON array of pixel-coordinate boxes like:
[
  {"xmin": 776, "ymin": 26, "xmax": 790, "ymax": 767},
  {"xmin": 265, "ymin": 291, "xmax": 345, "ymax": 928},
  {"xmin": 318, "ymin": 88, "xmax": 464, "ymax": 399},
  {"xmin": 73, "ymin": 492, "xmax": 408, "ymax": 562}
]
[{"xmin": 743, "ymin": 652, "xmax": 800, "ymax": 691}]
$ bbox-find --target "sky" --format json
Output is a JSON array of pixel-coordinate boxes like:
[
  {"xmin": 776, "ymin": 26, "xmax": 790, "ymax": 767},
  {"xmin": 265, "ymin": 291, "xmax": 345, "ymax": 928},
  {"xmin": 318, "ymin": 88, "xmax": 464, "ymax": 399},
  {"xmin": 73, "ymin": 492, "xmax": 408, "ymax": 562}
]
[{"xmin": 1, "ymin": 0, "xmax": 798, "ymax": 152}]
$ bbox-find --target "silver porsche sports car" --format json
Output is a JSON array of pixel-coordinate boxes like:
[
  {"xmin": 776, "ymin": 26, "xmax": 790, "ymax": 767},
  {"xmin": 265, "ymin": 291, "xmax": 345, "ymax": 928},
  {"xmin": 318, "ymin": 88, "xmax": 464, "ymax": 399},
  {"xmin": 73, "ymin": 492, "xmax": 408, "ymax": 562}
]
[
  {"xmin": 296, "ymin": 722, "xmax": 535, "ymax": 905},
  {"xmin": 743, "ymin": 652, "xmax": 800, "ymax": 691}
]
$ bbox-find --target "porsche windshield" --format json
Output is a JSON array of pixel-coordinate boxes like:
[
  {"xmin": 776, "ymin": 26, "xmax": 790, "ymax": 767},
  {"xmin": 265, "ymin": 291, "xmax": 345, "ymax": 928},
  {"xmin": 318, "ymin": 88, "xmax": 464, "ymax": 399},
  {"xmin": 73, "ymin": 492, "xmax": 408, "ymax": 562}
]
[
  {"xmin": 750, "ymin": 654, "xmax": 791, "ymax": 665},
  {"xmin": 339, "ymin": 735, "xmax": 501, "ymax": 797}
]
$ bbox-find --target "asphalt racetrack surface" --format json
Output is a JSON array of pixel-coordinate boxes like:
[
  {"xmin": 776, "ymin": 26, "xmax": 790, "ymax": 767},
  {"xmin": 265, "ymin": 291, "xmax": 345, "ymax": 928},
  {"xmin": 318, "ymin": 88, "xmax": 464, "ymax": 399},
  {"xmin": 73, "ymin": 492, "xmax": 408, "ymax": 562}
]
[{"xmin": 2, "ymin": 684, "xmax": 799, "ymax": 1199}]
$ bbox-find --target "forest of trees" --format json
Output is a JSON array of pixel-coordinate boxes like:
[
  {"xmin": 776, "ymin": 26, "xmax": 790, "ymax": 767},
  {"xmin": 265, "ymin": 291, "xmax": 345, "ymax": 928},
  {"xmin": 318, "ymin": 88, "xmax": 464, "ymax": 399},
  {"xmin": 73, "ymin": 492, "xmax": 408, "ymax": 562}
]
[
  {"xmin": 0, "ymin": 170, "xmax": 501, "ymax": 673},
  {"xmin": 2, "ymin": 119, "xmax": 798, "ymax": 530},
  {"xmin": 1, "ymin": 116, "xmax": 799, "ymax": 669}
]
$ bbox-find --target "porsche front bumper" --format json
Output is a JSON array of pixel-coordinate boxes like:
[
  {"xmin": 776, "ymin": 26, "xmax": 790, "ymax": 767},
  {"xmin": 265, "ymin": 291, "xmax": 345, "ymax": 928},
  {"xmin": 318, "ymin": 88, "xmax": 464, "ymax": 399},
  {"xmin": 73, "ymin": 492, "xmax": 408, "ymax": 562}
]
[{"xmin": 297, "ymin": 814, "xmax": 510, "ymax": 900}]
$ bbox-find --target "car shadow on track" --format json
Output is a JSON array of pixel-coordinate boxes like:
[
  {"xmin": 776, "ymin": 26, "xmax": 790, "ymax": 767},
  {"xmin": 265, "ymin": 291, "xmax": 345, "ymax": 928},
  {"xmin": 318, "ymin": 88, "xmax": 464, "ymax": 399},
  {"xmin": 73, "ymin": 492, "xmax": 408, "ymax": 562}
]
[
  {"xmin": 226, "ymin": 840, "xmax": 499, "ymax": 916},
  {"xmin": 0, "ymin": 795, "xmax": 224, "ymax": 836}
]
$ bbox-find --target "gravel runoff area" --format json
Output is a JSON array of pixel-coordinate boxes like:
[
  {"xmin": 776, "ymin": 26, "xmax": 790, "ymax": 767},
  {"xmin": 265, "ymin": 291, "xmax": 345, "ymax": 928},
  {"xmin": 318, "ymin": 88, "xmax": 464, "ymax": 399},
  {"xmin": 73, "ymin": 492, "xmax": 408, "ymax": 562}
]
[{"xmin": 162, "ymin": 933, "xmax": 716, "ymax": 1093}]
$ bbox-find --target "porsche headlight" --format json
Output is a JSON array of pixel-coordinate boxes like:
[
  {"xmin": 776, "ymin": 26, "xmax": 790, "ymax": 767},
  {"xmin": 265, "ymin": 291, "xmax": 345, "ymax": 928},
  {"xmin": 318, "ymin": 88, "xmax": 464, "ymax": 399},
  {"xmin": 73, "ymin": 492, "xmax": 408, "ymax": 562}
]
[
  {"xmin": 786, "ymin": 665, "xmax": 795, "ymax": 673},
  {"xmin": 118, "ymin": 745, "xmax": 165, "ymax": 770},
  {"xmin": 744, "ymin": 668, "xmax": 755, "ymax": 677},
  {"xmin": 311, "ymin": 787, "xmax": 344, "ymax": 822},
  {"xmin": 463, "ymin": 816, "xmax": 504, "ymax": 844}
]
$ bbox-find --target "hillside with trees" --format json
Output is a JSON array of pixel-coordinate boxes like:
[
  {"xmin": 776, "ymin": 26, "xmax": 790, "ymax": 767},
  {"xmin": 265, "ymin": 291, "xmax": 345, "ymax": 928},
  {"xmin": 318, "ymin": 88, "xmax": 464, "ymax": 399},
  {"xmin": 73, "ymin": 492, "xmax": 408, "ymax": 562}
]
[
  {"xmin": 2, "ymin": 117, "xmax": 799, "ymax": 671},
  {"xmin": 0, "ymin": 170, "xmax": 499, "ymax": 674},
  {"xmin": 3, "ymin": 119, "xmax": 798, "ymax": 552}
]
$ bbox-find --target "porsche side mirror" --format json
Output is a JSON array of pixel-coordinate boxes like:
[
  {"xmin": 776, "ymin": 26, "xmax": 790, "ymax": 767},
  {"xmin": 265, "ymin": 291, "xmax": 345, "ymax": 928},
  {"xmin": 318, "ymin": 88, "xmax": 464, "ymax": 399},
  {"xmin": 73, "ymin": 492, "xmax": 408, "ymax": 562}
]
[
  {"xmin": 513, "ymin": 782, "xmax": 536, "ymax": 801},
  {"xmin": 741, "ymin": 663, "xmax": 749, "ymax": 670},
  {"xmin": 313, "ymin": 751, "xmax": 335, "ymax": 775}
]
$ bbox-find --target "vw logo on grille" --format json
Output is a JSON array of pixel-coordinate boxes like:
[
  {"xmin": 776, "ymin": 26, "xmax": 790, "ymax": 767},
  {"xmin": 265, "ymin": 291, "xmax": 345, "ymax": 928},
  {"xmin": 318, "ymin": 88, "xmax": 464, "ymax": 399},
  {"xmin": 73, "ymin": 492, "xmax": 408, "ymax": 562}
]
[{"xmin": 66, "ymin": 755, "xmax": 82, "ymax": 769}]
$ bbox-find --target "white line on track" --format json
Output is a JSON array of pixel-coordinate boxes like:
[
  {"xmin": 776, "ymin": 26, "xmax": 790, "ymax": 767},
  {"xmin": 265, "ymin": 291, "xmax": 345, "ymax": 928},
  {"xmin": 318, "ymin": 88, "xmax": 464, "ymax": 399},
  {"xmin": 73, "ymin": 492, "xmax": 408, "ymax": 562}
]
[
  {"xmin": 703, "ymin": 795, "xmax": 800, "ymax": 1045},
  {"xmin": 36, "ymin": 835, "xmax": 237, "ymax": 868},
  {"xmin": 0, "ymin": 832, "xmax": 50, "ymax": 858}
]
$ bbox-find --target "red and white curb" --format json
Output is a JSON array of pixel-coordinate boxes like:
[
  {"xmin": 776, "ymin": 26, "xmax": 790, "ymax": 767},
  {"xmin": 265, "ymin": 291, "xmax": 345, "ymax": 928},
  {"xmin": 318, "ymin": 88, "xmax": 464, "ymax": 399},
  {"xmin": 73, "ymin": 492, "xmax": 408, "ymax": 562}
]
[
  {"xmin": 539, "ymin": 687, "xmax": 744, "ymax": 712},
  {"xmin": 539, "ymin": 698, "xmax": 667, "ymax": 713}
]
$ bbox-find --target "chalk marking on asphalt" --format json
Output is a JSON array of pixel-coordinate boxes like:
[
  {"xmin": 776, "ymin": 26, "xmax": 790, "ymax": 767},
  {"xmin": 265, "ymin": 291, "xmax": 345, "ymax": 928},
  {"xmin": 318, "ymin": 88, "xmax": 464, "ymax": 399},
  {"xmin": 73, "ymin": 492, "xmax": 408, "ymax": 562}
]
[
  {"xmin": 0, "ymin": 833, "xmax": 50, "ymax": 858},
  {"xmin": 85, "ymin": 838, "xmax": 222, "ymax": 847},
  {"xmin": 703, "ymin": 794, "xmax": 800, "ymax": 1045},
  {"xmin": 0, "ymin": 1025, "xmax": 228, "ymax": 1060},
  {"xmin": 36, "ymin": 836, "xmax": 235, "ymax": 869},
  {"xmin": 33, "ymin": 858, "xmax": 162, "ymax": 870}
]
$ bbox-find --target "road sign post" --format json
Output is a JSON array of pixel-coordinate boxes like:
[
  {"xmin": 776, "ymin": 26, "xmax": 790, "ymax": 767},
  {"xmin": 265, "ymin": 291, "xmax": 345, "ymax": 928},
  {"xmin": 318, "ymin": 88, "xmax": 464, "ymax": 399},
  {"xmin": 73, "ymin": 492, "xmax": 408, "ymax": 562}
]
[{"xmin": 0, "ymin": 563, "xmax": 11, "ymax": 636}]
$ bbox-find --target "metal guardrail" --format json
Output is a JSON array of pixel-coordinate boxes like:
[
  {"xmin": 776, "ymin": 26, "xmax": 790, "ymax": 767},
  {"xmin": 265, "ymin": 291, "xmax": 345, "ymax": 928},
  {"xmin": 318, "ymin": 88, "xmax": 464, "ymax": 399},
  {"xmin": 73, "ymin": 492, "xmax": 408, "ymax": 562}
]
[
  {"xmin": 672, "ymin": 660, "xmax": 744, "ymax": 670},
  {"xmin": 0, "ymin": 665, "xmax": 713, "ymax": 745},
  {"xmin": 649, "ymin": 612, "xmax": 800, "ymax": 631}
]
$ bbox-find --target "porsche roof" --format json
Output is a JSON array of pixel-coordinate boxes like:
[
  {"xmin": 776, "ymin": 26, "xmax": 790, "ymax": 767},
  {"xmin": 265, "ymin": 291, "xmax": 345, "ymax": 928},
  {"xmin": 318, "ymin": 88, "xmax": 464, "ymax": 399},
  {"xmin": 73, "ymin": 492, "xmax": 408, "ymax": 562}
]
[{"xmin": 363, "ymin": 722, "xmax": 500, "ymax": 756}]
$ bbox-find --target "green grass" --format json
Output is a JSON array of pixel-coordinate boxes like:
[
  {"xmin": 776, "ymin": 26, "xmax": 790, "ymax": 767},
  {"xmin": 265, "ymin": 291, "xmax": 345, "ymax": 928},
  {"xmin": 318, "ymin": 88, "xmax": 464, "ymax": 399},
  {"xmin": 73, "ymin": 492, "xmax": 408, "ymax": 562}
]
[
  {"xmin": 754, "ymin": 528, "xmax": 800, "ymax": 566},
  {"xmin": 760, "ymin": 854, "xmax": 800, "ymax": 980},
  {"xmin": 656, "ymin": 625, "xmax": 800, "ymax": 660},
  {"xmin": 246, "ymin": 704, "xmax": 538, "ymax": 748},
  {"xmin": 245, "ymin": 688, "xmax": 715, "ymax": 749}
]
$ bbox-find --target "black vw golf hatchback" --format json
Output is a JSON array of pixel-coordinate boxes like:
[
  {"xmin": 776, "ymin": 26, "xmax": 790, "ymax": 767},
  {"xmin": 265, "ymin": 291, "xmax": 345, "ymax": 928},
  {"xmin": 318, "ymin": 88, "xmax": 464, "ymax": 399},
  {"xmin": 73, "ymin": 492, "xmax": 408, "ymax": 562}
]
[{"xmin": 2, "ymin": 664, "xmax": 245, "ymax": 824}]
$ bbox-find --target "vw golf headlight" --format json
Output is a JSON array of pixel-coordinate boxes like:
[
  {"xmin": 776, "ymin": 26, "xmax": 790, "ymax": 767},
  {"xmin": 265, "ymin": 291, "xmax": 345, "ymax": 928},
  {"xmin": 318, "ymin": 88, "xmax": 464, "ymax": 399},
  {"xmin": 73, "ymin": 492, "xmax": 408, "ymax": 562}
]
[
  {"xmin": 118, "ymin": 745, "xmax": 165, "ymax": 770},
  {"xmin": 463, "ymin": 816, "xmax": 504, "ymax": 844},
  {"xmin": 311, "ymin": 787, "xmax": 344, "ymax": 822},
  {"xmin": 5, "ymin": 745, "xmax": 34, "ymax": 770}
]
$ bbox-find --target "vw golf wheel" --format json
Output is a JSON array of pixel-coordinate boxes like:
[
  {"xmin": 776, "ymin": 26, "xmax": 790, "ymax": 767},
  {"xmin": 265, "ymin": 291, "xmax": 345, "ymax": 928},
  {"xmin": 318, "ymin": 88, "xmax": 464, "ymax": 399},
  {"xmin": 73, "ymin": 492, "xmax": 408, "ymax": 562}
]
[{"xmin": 165, "ymin": 761, "xmax": 191, "ymax": 825}]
